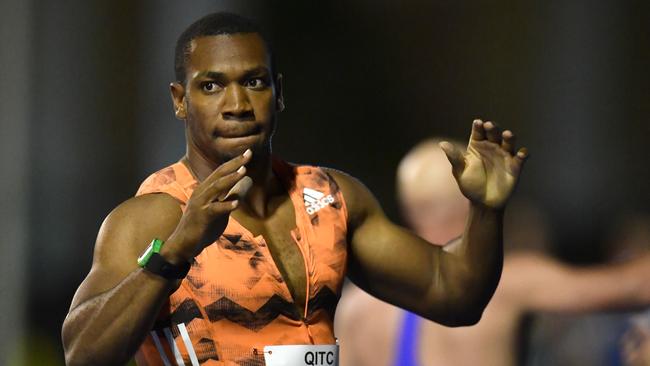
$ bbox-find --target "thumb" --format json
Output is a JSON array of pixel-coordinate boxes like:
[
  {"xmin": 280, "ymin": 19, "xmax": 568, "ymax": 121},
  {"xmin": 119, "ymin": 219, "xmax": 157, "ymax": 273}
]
[{"xmin": 439, "ymin": 141, "xmax": 466, "ymax": 177}]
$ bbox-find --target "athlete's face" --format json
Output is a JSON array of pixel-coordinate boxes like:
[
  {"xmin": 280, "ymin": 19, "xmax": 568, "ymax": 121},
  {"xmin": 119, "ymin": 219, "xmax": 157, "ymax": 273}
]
[{"xmin": 171, "ymin": 33, "xmax": 283, "ymax": 163}]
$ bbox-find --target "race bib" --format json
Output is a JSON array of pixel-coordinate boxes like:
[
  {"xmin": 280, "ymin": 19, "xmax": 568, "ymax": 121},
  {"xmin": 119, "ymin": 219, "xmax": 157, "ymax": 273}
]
[{"xmin": 263, "ymin": 344, "xmax": 339, "ymax": 366}]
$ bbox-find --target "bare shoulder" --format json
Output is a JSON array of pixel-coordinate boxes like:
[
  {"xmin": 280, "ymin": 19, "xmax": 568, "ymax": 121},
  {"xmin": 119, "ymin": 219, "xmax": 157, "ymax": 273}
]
[
  {"xmin": 94, "ymin": 193, "xmax": 183, "ymax": 262},
  {"xmin": 321, "ymin": 167, "xmax": 381, "ymax": 228},
  {"xmin": 68, "ymin": 193, "xmax": 183, "ymax": 310},
  {"xmin": 321, "ymin": 168, "xmax": 366, "ymax": 198},
  {"xmin": 102, "ymin": 193, "xmax": 183, "ymax": 231}
]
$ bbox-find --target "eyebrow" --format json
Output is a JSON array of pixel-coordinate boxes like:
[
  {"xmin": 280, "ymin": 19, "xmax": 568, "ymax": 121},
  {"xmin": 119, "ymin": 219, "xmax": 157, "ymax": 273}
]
[{"xmin": 195, "ymin": 66, "xmax": 271, "ymax": 82}]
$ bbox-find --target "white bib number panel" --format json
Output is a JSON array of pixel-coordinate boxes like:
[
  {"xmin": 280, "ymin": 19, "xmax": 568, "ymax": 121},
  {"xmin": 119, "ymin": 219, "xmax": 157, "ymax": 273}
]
[{"xmin": 263, "ymin": 344, "xmax": 339, "ymax": 366}]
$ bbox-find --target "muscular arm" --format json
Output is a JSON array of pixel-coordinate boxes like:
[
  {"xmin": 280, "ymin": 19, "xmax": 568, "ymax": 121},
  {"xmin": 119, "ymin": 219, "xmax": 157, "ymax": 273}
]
[
  {"xmin": 62, "ymin": 152, "xmax": 249, "ymax": 365},
  {"xmin": 503, "ymin": 252, "xmax": 650, "ymax": 313},
  {"xmin": 62, "ymin": 193, "xmax": 183, "ymax": 366},
  {"xmin": 330, "ymin": 170, "xmax": 503, "ymax": 326}
]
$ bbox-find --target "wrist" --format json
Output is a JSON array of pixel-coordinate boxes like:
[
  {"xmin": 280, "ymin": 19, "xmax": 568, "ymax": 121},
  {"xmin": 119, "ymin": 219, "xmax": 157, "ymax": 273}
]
[
  {"xmin": 138, "ymin": 238, "xmax": 191, "ymax": 280},
  {"xmin": 470, "ymin": 201, "xmax": 505, "ymax": 214},
  {"xmin": 158, "ymin": 237, "xmax": 192, "ymax": 266}
]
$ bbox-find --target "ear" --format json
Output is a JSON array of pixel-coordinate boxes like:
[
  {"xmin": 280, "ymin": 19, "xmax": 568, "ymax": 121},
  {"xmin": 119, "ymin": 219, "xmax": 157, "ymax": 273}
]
[
  {"xmin": 275, "ymin": 73, "xmax": 285, "ymax": 112},
  {"xmin": 170, "ymin": 82, "xmax": 187, "ymax": 120}
]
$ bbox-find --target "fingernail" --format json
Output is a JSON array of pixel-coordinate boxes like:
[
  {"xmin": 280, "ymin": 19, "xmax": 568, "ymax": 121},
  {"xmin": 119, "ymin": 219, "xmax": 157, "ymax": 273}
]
[
  {"xmin": 243, "ymin": 149, "xmax": 252, "ymax": 158},
  {"xmin": 237, "ymin": 166, "xmax": 245, "ymax": 174}
]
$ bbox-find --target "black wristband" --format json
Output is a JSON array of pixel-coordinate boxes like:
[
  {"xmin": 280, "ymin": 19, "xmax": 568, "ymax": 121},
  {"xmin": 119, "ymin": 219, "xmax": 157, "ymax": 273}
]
[{"xmin": 143, "ymin": 253, "xmax": 191, "ymax": 280}]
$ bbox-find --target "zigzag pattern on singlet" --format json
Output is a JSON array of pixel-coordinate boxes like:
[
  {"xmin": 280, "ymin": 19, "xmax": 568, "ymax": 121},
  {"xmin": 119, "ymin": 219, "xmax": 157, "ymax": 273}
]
[
  {"xmin": 194, "ymin": 338, "xmax": 219, "ymax": 363},
  {"xmin": 205, "ymin": 295, "xmax": 301, "ymax": 331},
  {"xmin": 153, "ymin": 287, "xmax": 339, "ymax": 333}
]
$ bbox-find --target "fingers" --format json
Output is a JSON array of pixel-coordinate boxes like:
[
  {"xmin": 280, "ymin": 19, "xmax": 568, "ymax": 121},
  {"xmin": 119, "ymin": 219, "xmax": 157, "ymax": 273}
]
[
  {"xmin": 501, "ymin": 130, "xmax": 516, "ymax": 155},
  {"xmin": 208, "ymin": 200, "xmax": 240, "ymax": 215},
  {"xmin": 515, "ymin": 147, "xmax": 529, "ymax": 164},
  {"xmin": 209, "ymin": 177, "xmax": 253, "ymax": 213},
  {"xmin": 195, "ymin": 148, "xmax": 252, "ymax": 199},
  {"xmin": 510, "ymin": 147, "xmax": 530, "ymax": 175},
  {"xmin": 203, "ymin": 166, "xmax": 248, "ymax": 201},
  {"xmin": 483, "ymin": 121, "xmax": 501, "ymax": 144},
  {"xmin": 470, "ymin": 119, "xmax": 502, "ymax": 144},
  {"xmin": 469, "ymin": 118, "xmax": 529, "ymax": 175},
  {"xmin": 470, "ymin": 119, "xmax": 486, "ymax": 141},
  {"xmin": 204, "ymin": 149, "xmax": 253, "ymax": 185},
  {"xmin": 220, "ymin": 176, "xmax": 253, "ymax": 201},
  {"xmin": 439, "ymin": 141, "xmax": 466, "ymax": 177},
  {"xmin": 471, "ymin": 119, "xmax": 526, "ymax": 161}
]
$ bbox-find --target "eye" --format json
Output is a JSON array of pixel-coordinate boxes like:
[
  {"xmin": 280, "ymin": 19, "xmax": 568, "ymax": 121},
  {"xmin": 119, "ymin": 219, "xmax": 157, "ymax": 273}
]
[
  {"xmin": 201, "ymin": 81, "xmax": 220, "ymax": 93},
  {"xmin": 245, "ymin": 78, "xmax": 267, "ymax": 90}
]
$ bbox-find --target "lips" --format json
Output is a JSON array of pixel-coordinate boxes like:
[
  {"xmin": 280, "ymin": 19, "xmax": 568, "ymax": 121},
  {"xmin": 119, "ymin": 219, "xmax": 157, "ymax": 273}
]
[{"xmin": 213, "ymin": 123, "xmax": 262, "ymax": 138}]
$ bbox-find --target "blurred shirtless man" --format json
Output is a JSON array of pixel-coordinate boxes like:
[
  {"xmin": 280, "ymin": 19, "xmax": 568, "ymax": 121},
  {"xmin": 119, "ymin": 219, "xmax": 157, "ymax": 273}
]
[{"xmin": 336, "ymin": 139, "xmax": 650, "ymax": 366}]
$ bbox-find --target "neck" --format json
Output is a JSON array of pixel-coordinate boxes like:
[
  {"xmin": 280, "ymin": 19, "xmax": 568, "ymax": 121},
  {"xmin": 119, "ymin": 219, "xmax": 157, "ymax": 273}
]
[
  {"xmin": 183, "ymin": 146, "xmax": 281, "ymax": 218},
  {"xmin": 242, "ymin": 156, "xmax": 282, "ymax": 218}
]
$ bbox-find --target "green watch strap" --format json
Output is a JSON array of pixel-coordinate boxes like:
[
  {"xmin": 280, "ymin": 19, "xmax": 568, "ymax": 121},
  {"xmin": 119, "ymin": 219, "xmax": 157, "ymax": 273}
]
[{"xmin": 137, "ymin": 238, "xmax": 164, "ymax": 267}]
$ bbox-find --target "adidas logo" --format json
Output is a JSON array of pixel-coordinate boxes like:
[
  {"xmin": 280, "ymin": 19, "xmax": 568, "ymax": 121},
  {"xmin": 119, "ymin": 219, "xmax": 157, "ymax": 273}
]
[{"xmin": 303, "ymin": 188, "xmax": 335, "ymax": 215}]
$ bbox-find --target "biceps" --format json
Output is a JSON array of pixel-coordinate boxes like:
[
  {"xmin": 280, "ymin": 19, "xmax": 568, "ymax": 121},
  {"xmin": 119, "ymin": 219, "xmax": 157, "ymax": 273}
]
[
  {"xmin": 347, "ymin": 214, "xmax": 437, "ymax": 300},
  {"xmin": 70, "ymin": 221, "xmax": 156, "ymax": 308},
  {"xmin": 69, "ymin": 230, "xmax": 142, "ymax": 311},
  {"xmin": 69, "ymin": 260, "xmax": 138, "ymax": 311}
]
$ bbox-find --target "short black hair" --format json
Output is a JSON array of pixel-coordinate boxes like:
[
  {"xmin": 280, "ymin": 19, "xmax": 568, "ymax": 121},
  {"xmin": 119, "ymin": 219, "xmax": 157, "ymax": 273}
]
[{"xmin": 174, "ymin": 12, "xmax": 275, "ymax": 84}]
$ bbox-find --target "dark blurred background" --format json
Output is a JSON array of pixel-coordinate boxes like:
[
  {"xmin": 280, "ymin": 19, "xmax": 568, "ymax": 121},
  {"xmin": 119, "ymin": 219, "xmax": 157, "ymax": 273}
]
[{"xmin": 1, "ymin": 0, "xmax": 649, "ymax": 364}]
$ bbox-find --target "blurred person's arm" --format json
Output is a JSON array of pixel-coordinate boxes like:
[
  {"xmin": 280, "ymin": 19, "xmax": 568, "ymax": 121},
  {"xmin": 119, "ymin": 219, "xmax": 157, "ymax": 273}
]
[
  {"xmin": 502, "ymin": 252, "xmax": 650, "ymax": 313},
  {"xmin": 332, "ymin": 120, "xmax": 528, "ymax": 326}
]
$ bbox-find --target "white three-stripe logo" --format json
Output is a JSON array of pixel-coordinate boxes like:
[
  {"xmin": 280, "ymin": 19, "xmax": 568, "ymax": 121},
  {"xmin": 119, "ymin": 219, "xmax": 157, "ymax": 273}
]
[
  {"xmin": 303, "ymin": 188, "xmax": 324, "ymax": 203},
  {"xmin": 151, "ymin": 323, "xmax": 199, "ymax": 366},
  {"xmin": 303, "ymin": 188, "xmax": 334, "ymax": 215}
]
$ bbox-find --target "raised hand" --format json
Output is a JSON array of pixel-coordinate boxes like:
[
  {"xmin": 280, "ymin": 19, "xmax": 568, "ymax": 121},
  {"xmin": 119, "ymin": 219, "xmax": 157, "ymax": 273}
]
[
  {"xmin": 440, "ymin": 119, "xmax": 528, "ymax": 209},
  {"xmin": 161, "ymin": 149, "xmax": 253, "ymax": 263}
]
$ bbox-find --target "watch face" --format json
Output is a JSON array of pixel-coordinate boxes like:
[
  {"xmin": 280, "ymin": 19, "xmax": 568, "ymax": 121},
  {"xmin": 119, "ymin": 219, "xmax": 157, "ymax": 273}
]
[{"xmin": 137, "ymin": 242, "xmax": 155, "ymax": 267}]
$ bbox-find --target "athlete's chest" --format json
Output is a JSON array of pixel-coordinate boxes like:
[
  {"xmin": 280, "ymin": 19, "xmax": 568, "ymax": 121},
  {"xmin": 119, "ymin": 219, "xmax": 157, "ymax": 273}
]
[
  {"xmin": 231, "ymin": 196, "xmax": 308, "ymax": 311},
  {"xmin": 175, "ymin": 170, "xmax": 349, "ymax": 325}
]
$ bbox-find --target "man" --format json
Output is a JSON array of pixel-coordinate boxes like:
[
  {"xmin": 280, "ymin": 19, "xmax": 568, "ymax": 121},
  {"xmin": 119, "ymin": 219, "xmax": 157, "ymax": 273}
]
[
  {"xmin": 61, "ymin": 13, "xmax": 528, "ymax": 366},
  {"xmin": 335, "ymin": 139, "xmax": 650, "ymax": 366}
]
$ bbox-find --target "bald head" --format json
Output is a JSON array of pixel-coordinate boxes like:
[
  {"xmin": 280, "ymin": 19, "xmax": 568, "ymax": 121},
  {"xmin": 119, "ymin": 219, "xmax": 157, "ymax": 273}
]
[{"xmin": 397, "ymin": 139, "xmax": 469, "ymax": 244}]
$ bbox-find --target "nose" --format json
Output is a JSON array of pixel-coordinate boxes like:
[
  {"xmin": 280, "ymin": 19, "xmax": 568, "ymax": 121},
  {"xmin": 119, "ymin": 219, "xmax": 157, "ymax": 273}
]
[{"xmin": 222, "ymin": 83, "xmax": 254, "ymax": 121}]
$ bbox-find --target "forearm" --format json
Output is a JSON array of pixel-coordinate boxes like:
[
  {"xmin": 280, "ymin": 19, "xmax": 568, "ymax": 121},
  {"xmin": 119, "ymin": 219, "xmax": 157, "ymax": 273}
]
[
  {"xmin": 62, "ymin": 269, "xmax": 176, "ymax": 366},
  {"xmin": 435, "ymin": 203, "xmax": 504, "ymax": 321},
  {"xmin": 624, "ymin": 254, "xmax": 650, "ymax": 307},
  {"xmin": 556, "ymin": 254, "xmax": 650, "ymax": 312}
]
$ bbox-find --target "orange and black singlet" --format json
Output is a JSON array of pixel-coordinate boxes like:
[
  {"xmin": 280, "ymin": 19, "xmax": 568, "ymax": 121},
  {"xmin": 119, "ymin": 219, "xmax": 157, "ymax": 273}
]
[{"xmin": 134, "ymin": 158, "xmax": 348, "ymax": 366}]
